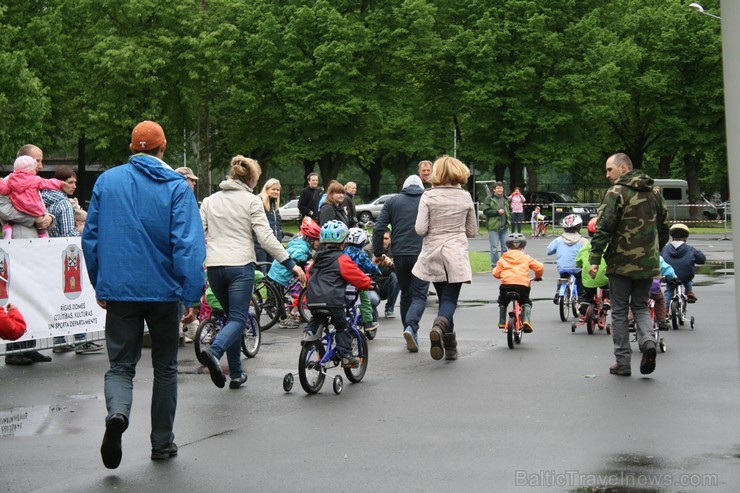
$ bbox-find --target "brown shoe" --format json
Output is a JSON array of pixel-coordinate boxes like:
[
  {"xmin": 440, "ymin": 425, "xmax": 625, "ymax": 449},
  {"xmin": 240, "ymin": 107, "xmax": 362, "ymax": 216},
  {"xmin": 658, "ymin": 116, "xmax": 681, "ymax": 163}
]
[
  {"xmin": 686, "ymin": 292, "xmax": 697, "ymax": 303},
  {"xmin": 609, "ymin": 363, "xmax": 631, "ymax": 376},
  {"xmin": 443, "ymin": 332, "xmax": 457, "ymax": 360},
  {"xmin": 429, "ymin": 317, "xmax": 449, "ymax": 361}
]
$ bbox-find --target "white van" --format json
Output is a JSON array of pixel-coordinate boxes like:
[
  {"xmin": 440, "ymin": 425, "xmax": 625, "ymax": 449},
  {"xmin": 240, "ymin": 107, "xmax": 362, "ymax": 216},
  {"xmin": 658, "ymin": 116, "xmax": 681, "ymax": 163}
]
[{"xmin": 653, "ymin": 179, "xmax": 719, "ymax": 220}]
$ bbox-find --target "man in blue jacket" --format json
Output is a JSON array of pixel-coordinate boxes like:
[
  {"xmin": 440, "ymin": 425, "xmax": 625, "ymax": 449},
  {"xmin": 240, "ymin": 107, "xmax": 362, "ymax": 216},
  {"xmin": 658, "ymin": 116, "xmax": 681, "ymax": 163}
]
[
  {"xmin": 82, "ymin": 120, "xmax": 206, "ymax": 469},
  {"xmin": 371, "ymin": 175, "xmax": 429, "ymax": 352}
]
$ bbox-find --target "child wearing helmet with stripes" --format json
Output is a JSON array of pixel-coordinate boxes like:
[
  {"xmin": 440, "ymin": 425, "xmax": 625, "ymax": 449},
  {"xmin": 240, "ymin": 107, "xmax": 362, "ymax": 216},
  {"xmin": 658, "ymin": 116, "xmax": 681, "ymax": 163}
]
[
  {"xmin": 304, "ymin": 220, "xmax": 373, "ymax": 367},
  {"xmin": 492, "ymin": 233, "xmax": 544, "ymax": 332},
  {"xmin": 547, "ymin": 214, "xmax": 588, "ymax": 314},
  {"xmin": 267, "ymin": 217, "xmax": 321, "ymax": 328},
  {"xmin": 661, "ymin": 223, "xmax": 706, "ymax": 304}
]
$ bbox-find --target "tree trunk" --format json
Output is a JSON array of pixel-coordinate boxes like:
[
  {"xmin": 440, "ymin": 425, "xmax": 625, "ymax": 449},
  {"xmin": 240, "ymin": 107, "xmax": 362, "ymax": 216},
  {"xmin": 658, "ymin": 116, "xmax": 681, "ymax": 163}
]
[
  {"xmin": 77, "ymin": 135, "xmax": 88, "ymax": 207},
  {"xmin": 658, "ymin": 153, "xmax": 675, "ymax": 179},
  {"xmin": 317, "ymin": 153, "xmax": 343, "ymax": 186},
  {"xmin": 508, "ymin": 159, "xmax": 524, "ymax": 190},
  {"xmin": 527, "ymin": 168, "xmax": 538, "ymax": 192},
  {"xmin": 683, "ymin": 154, "xmax": 703, "ymax": 221}
]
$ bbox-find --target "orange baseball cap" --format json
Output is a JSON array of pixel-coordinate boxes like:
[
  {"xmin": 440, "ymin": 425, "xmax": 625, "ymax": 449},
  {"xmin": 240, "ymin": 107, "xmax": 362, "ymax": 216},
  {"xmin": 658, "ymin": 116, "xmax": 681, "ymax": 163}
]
[{"xmin": 130, "ymin": 120, "xmax": 166, "ymax": 151}]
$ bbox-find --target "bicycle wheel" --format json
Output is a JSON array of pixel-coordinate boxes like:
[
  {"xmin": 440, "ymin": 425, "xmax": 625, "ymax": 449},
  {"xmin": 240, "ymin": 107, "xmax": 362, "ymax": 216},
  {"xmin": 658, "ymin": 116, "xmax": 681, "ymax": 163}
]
[
  {"xmin": 344, "ymin": 330, "xmax": 369, "ymax": 383},
  {"xmin": 241, "ymin": 299, "xmax": 262, "ymax": 358},
  {"xmin": 297, "ymin": 287, "xmax": 312, "ymax": 323},
  {"xmin": 571, "ymin": 292, "xmax": 579, "ymax": 320},
  {"xmin": 507, "ymin": 316, "xmax": 515, "ymax": 349},
  {"xmin": 253, "ymin": 280, "xmax": 282, "ymax": 331},
  {"xmin": 558, "ymin": 295, "xmax": 570, "ymax": 322},
  {"xmin": 586, "ymin": 304, "xmax": 596, "ymax": 335},
  {"xmin": 194, "ymin": 318, "xmax": 218, "ymax": 366},
  {"xmin": 670, "ymin": 300, "xmax": 679, "ymax": 330},
  {"xmin": 298, "ymin": 339, "xmax": 326, "ymax": 394},
  {"xmin": 679, "ymin": 299, "xmax": 687, "ymax": 326}
]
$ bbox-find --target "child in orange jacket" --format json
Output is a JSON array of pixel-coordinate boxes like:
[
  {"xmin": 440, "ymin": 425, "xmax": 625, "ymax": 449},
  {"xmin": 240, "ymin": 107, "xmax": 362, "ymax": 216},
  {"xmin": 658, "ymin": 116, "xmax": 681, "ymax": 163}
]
[
  {"xmin": 492, "ymin": 233, "xmax": 544, "ymax": 332},
  {"xmin": 0, "ymin": 303, "xmax": 27, "ymax": 341}
]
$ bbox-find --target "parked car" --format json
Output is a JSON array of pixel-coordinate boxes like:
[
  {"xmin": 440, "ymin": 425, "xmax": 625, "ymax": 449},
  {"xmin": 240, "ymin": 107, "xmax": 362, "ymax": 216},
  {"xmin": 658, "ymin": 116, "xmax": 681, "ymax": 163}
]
[
  {"xmin": 355, "ymin": 194, "xmax": 397, "ymax": 223},
  {"xmin": 278, "ymin": 199, "xmax": 300, "ymax": 221}
]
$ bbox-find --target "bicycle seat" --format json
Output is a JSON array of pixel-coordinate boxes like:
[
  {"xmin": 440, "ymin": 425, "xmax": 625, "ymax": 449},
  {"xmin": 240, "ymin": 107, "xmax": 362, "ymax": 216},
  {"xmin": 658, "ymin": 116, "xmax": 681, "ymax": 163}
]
[
  {"xmin": 312, "ymin": 308, "xmax": 332, "ymax": 318},
  {"xmin": 505, "ymin": 292, "xmax": 520, "ymax": 301}
]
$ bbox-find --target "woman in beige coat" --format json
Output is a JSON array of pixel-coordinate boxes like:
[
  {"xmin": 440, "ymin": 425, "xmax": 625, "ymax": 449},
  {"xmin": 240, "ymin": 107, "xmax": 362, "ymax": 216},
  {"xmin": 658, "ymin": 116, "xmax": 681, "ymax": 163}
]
[{"xmin": 412, "ymin": 156, "xmax": 478, "ymax": 361}]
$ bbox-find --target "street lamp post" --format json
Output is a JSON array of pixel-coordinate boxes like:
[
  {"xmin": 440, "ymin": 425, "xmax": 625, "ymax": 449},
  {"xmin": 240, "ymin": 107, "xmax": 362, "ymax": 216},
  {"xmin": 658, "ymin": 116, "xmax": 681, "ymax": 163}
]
[{"xmin": 689, "ymin": 3, "xmax": 721, "ymax": 19}]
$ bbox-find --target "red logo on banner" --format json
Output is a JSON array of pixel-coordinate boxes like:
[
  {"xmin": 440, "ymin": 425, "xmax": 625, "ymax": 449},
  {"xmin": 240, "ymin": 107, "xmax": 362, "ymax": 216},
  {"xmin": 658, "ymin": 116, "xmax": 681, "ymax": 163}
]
[{"xmin": 63, "ymin": 245, "xmax": 82, "ymax": 300}]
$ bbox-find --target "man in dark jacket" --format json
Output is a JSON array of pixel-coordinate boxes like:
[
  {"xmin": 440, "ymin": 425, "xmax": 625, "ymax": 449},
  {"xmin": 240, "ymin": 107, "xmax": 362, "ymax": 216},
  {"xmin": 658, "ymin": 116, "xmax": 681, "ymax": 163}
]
[
  {"xmin": 589, "ymin": 153, "xmax": 669, "ymax": 377},
  {"xmin": 343, "ymin": 181, "xmax": 358, "ymax": 227},
  {"xmin": 298, "ymin": 172, "xmax": 320, "ymax": 221},
  {"xmin": 372, "ymin": 175, "xmax": 429, "ymax": 352}
]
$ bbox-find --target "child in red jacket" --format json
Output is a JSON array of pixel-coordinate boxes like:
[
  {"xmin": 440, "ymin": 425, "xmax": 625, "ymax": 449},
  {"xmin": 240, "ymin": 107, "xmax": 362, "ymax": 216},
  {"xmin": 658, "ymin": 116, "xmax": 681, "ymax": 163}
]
[{"xmin": 0, "ymin": 303, "xmax": 27, "ymax": 341}]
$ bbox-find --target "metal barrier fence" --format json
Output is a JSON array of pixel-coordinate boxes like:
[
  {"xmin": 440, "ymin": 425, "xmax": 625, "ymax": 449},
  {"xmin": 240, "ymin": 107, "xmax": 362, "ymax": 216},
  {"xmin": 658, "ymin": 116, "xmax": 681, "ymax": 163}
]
[{"xmin": 2, "ymin": 330, "xmax": 107, "ymax": 357}]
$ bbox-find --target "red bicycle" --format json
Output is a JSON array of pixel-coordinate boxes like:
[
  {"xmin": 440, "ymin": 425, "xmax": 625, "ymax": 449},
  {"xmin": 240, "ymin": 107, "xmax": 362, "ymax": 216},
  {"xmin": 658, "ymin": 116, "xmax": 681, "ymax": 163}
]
[{"xmin": 571, "ymin": 287, "xmax": 611, "ymax": 335}]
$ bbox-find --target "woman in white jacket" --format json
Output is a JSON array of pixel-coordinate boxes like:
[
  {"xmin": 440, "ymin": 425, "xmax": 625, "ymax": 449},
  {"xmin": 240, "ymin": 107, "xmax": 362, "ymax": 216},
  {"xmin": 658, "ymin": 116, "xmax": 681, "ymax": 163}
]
[{"xmin": 199, "ymin": 156, "xmax": 305, "ymax": 389}]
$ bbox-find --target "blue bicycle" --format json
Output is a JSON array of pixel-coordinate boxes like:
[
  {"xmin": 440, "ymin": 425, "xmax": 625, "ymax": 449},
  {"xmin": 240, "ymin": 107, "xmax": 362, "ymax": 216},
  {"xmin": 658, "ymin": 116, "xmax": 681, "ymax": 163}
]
[
  {"xmin": 557, "ymin": 273, "xmax": 579, "ymax": 322},
  {"xmin": 194, "ymin": 298, "xmax": 261, "ymax": 366},
  {"xmin": 283, "ymin": 287, "xmax": 368, "ymax": 395}
]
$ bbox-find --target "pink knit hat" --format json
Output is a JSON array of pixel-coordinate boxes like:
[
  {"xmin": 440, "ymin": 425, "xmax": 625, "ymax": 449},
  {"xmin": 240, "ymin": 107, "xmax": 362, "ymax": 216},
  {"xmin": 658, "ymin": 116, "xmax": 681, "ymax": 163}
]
[{"xmin": 14, "ymin": 155, "xmax": 37, "ymax": 173}]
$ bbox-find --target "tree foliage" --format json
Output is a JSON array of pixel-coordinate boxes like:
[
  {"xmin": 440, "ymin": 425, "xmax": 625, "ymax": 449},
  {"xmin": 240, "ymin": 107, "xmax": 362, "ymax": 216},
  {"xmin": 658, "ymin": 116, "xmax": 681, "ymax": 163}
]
[{"xmin": 0, "ymin": 0, "xmax": 726, "ymax": 202}]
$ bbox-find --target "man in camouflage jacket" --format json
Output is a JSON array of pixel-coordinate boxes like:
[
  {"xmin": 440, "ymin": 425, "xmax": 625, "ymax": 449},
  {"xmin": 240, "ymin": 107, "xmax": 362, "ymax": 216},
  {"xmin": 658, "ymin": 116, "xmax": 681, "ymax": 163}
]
[{"xmin": 589, "ymin": 153, "xmax": 669, "ymax": 377}]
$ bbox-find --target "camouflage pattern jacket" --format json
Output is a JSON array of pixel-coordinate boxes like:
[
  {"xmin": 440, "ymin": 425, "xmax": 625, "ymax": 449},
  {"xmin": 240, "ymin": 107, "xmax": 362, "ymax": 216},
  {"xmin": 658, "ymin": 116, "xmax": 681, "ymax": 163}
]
[{"xmin": 589, "ymin": 170, "xmax": 669, "ymax": 279}]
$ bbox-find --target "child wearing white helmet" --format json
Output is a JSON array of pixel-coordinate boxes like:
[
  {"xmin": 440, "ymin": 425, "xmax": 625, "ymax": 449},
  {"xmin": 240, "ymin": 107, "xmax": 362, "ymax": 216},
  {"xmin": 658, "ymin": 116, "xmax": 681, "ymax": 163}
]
[
  {"xmin": 344, "ymin": 227, "xmax": 382, "ymax": 336},
  {"xmin": 661, "ymin": 223, "xmax": 706, "ymax": 304},
  {"xmin": 547, "ymin": 214, "xmax": 588, "ymax": 315}
]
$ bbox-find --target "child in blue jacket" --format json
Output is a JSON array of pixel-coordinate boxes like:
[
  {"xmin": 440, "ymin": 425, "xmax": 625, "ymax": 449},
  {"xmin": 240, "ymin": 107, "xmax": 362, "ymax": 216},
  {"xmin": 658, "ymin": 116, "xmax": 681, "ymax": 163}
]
[
  {"xmin": 547, "ymin": 214, "xmax": 588, "ymax": 312},
  {"xmin": 661, "ymin": 223, "xmax": 706, "ymax": 304},
  {"xmin": 267, "ymin": 218, "xmax": 321, "ymax": 328},
  {"xmin": 344, "ymin": 228, "xmax": 381, "ymax": 336}
]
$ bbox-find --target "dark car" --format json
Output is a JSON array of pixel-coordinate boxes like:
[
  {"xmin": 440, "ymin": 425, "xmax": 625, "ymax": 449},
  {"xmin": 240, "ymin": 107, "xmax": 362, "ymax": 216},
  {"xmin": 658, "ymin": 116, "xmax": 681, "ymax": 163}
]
[{"xmin": 523, "ymin": 191, "xmax": 597, "ymax": 226}]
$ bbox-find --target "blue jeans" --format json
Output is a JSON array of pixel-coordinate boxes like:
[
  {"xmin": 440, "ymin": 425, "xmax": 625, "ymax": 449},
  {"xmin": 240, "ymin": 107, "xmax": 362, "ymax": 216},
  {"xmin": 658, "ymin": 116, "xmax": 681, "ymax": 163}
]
[
  {"xmin": 393, "ymin": 255, "xmax": 429, "ymax": 332},
  {"xmin": 104, "ymin": 301, "xmax": 179, "ymax": 449},
  {"xmin": 207, "ymin": 264, "xmax": 255, "ymax": 379},
  {"xmin": 433, "ymin": 282, "xmax": 462, "ymax": 332},
  {"xmin": 488, "ymin": 229, "xmax": 509, "ymax": 266}
]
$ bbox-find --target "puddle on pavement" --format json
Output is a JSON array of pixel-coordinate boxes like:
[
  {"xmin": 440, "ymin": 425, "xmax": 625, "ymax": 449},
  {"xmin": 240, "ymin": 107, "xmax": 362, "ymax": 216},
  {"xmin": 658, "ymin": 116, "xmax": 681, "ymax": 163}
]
[
  {"xmin": 696, "ymin": 261, "xmax": 734, "ymax": 277},
  {"xmin": 563, "ymin": 452, "xmax": 723, "ymax": 493},
  {"xmin": 0, "ymin": 397, "xmax": 98, "ymax": 438}
]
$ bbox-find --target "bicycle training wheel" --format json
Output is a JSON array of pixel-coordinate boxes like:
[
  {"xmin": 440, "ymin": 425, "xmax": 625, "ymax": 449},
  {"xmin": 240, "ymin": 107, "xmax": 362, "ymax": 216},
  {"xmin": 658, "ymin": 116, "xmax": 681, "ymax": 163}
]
[
  {"xmin": 253, "ymin": 280, "xmax": 282, "ymax": 331},
  {"xmin": 298, "ymin": 339, "xmax": 326, "ymax": 394},
  {"xmin": 344, "ymin": 330, "xmax": 369, "ymax": 383},
  {"xmin": 241, "ymin": 298, "xmax": 262, "ymax": 358},
  {"xmin": 194, "ymin": 318, "xmax": 218, "ymax": 366}
]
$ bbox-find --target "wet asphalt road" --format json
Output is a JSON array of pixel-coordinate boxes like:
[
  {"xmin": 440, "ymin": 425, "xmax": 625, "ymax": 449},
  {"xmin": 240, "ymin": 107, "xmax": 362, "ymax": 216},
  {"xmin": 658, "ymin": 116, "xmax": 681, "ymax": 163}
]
[{"xmin": 1, "ymin": 234, "xmax": 738, "ymax": 493}]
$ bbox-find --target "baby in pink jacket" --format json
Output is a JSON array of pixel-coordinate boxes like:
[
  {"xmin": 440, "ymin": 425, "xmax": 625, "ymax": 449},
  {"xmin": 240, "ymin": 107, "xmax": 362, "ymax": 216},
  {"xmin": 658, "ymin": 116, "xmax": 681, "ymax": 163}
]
[{"xmin": 0, "ymin": 155, "xmax": 63, "ymax": 238}]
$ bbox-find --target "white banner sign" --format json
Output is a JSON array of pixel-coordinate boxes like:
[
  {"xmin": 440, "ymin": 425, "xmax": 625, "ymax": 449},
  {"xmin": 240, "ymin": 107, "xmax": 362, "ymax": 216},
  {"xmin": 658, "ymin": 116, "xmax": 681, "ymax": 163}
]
[{"xmin": 0, "ymin": 237, "xmax": 104, "ymax": 343}]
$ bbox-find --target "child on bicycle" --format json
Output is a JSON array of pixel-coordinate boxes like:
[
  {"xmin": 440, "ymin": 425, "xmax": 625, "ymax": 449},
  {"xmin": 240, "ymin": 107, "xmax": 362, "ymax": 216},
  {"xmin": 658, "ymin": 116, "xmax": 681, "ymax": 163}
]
[
  {"xmin": 304, "ymin": 220, "xmax": 373, "ymax": 367},
  {"xmin": 343, "ymin": 227, "xmax": 382, "ymax": 336},
  {"xmin": 547, "ymin": 214, "xmax": 588, "ymax": 314},
  {"xmin": 575, "ymin": 217, "xmax": 609, "ymax": 317},
  {"xmin": 661, "ymin": 223, "xmax": 706, "ymax": 304},
  {"xmin": 267, "ymin": 217, "xmax": 321, "ymax": 328},
  {"xmin": 492, "ymin": 233, "xmax": 544, "ymax": 332}
]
